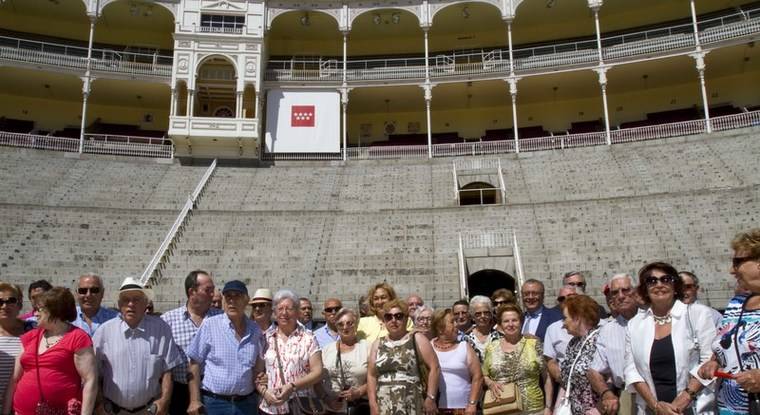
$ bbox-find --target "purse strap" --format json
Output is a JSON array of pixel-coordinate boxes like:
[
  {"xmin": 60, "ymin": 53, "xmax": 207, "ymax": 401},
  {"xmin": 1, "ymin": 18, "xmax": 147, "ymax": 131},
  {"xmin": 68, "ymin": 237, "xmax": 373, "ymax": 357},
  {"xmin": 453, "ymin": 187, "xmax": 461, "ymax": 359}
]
[
  {"xmin": 273, "ymin": 330, "xmax": 323, "ymax": 414},
  {"xmin": 35, "ymin": 330, "xmax": 46, "ymax": 403},
  {"xmin": 734, "ymin": 294, "xmax": 757, "ymax": 372},
  {"xmin": 563, "ymin": 328, "xmax": 600, "ymax": 399},
  {"xmin": 336, "ymin": 339, "xmax": 348, "ymax": 389}
]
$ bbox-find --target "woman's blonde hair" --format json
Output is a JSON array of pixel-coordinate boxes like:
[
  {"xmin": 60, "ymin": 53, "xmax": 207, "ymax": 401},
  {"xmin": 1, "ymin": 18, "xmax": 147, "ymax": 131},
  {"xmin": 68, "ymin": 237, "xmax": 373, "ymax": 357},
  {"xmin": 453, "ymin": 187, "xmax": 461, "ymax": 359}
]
[
  {"xmin": 366, "ymin": 282, "xmax": 398, "ymax": 316},
  {"xmin": 732, "ymin": 229, "xmax": 760, "ymax": 259}
]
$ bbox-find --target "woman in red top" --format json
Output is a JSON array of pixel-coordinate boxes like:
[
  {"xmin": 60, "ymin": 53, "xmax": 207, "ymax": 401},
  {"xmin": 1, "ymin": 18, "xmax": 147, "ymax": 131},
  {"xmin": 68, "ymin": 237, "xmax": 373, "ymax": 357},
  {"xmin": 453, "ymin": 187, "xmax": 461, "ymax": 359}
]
[{"xmin": 2, "ymin": 287, "xmax": 97, "ymax": 415}]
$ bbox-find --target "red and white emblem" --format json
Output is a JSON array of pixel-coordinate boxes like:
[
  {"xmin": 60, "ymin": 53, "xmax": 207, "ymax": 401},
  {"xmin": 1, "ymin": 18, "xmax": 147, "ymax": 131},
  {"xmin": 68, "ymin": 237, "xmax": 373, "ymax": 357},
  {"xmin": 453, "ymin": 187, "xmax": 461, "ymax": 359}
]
[{"xmin": 291, "ymin": 105, "xmax": 315, "ymax": 127}]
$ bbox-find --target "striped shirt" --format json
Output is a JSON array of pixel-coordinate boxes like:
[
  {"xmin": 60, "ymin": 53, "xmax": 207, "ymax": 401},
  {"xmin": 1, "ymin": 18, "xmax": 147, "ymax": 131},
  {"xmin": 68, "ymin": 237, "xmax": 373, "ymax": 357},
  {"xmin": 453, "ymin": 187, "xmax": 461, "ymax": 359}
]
[
  {"xmin": 161, "ymin": 305, "xmax": 222, "ymax": 383},
  {"xmin": 590, "ymin": 315, "xmax": 628, "ymax": 388},
  {"xmin": 93, "ymin": 315, "xmax": 182, "ymax": 409},
  {"xmin": 186, "ymin": 313, "xmax": 264, "ymax": 396},
  {"xmin": 0, "ymin": 336, "xmax": 22, "ymax": 403}
]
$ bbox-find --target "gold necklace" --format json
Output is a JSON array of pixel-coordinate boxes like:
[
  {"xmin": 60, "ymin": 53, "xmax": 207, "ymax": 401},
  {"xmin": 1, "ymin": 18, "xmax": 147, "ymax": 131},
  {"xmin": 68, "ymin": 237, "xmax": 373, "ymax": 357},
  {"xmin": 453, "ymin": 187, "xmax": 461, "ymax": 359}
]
[{"xmin": 653, "ymin": 313, "xmax": 672, "ymax": 325}]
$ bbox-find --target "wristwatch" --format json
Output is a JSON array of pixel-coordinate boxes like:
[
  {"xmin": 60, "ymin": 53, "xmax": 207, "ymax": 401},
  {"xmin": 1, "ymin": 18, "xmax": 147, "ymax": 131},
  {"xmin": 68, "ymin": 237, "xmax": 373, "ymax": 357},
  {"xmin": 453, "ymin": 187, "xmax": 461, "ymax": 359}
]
[
  {"xmin": 426, "ymin": 394, "xmax": 436, "ymax": 401},
  {"xmin": 468, "ymin": 400, "xmax": 477, "ymax": 406}
]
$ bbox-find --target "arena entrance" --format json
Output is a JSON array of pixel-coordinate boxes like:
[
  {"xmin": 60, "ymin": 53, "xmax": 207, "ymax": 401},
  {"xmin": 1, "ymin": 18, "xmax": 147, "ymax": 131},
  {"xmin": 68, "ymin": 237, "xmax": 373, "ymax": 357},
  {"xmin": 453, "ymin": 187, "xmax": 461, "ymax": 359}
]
[{"xmin": 467, "ymin": 269, "xmax": 515, "ymax": 299}]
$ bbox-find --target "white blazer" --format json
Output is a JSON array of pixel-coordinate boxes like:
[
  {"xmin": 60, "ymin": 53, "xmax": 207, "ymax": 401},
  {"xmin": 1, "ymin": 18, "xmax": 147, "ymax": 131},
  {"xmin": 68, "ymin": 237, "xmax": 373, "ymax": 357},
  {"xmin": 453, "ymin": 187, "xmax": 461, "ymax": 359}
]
[{"xmin": 624, "ymin": 300, "xmax": 717, "ymax": 414}]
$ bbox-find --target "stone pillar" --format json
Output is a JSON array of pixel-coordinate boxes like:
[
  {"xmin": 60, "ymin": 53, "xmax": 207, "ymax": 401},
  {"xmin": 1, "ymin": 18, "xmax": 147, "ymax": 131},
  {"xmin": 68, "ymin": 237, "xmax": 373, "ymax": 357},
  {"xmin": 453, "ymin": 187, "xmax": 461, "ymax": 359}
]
[
  {"xmin": 341, "ymin": 87, "xmax": 349, "ymax": 161},
  {"xmin": 423, "ymin": 83, "xmax": 433, "ymax": 158},
  {"xmin": 594, "ymin": 67, "xmax": 612, "ymax": 145},
  {"xmin": 507, "ymin": 77, "xmax": 519, "ymax": 152},
  {"xmin": 692, "ymin": 52, "xmax": 712, "ymax": 133},
  {"xmin": 188, "ymin": 89, "xmax": 196, "ymax": 117}
]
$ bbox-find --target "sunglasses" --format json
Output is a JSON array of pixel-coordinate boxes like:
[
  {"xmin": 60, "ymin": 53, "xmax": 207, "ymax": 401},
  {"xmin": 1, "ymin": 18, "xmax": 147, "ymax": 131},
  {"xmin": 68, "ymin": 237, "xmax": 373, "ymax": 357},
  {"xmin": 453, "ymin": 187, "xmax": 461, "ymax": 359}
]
[
  {"xmin": 645, "ymin": 275, "xmax": 676, "ymax": 287},
  {"xmin": 383, "ymin": 312, "xmax": 406, "ymax": 322},
  {"xmin": 336, "ymin": 320, "xmax": 355, "ymax": 329},
  {"xmin": 324, "ymin": 306, "xmax": 342, "ymax": 313},
  {"xmin": 732, "ymin": 256, "xmax": 756, "ymax": 269},
  {"xmin": 493, "ymin": 300, "xmax": 509, "ymax": 306},
  {"xmin": 251, "ymin": 303, "xmax": 271, "ymax": 309},
  {"xmin": 77, "ymin": 287, "xmax": 102, "ymax": 295},
  {"xmin": 609, "ymin": 287, "xmax": 633, "ymax": 297},
  {"xmin": 0, "ymin": 297, "xmax": 19, "ymax": 306}
]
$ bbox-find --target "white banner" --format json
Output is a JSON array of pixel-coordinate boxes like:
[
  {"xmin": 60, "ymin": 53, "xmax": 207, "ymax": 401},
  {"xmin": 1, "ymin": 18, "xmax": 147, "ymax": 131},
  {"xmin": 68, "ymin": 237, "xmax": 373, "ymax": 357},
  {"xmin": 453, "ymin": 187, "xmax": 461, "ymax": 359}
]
[{"xmin": 265, "ymin": 89, "xmax": 340, "ymax": 153}]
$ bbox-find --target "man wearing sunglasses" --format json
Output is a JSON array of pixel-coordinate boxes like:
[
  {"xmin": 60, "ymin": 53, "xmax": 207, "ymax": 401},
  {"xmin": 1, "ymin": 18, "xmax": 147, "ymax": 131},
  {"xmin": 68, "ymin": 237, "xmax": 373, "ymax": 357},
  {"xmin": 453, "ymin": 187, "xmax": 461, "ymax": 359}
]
[
  {"xmin": 314, "ymin": 298, "xmax": 343, "ymax": 348},
  {"xmin": 72, "ymin": 273, "xmax": 118, "ymax": 336}
]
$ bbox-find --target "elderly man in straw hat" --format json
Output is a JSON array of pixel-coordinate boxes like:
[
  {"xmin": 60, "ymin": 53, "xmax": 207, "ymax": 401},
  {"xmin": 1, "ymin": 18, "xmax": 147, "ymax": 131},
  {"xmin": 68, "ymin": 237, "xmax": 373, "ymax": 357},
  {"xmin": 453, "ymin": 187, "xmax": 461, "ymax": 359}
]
[
  {"xmin": 249, "ymin": 288, "xmax": 274, "ymax": 332},
  {"xmin": 93, "ymin": 277, "xmax": 182, "ymax": 415}
]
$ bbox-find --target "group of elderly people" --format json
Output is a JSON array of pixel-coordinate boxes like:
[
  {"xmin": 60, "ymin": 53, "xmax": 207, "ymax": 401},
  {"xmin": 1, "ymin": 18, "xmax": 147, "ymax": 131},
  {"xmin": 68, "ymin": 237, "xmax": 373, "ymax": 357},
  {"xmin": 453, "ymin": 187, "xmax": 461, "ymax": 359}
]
[{"xmin": 0, "ymin": 228, "xmax": 759, "ymax": 415}]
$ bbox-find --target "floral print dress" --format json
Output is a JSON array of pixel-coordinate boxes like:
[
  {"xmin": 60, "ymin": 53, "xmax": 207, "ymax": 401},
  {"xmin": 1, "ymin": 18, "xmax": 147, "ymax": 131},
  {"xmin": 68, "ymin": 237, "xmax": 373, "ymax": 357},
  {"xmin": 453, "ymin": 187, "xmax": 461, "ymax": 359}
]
[
  {"xmin": 482, "ymin": 337, "xmax": 545, "ymax": 413},
  {"xmin": 559, "ymin": 329, "xmax": 601, "ymax": 415},
  {"xmin": 375, "ymin": 334, "xmax": 423, "ymax": 415}
]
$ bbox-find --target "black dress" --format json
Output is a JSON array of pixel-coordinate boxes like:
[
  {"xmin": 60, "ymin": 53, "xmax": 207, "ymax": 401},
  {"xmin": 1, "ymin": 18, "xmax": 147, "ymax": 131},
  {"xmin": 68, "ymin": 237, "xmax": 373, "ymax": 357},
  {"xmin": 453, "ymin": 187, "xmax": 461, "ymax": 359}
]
[{"xmin": 650, "ymin": 334, "xmax": 678, "ymax": 403}]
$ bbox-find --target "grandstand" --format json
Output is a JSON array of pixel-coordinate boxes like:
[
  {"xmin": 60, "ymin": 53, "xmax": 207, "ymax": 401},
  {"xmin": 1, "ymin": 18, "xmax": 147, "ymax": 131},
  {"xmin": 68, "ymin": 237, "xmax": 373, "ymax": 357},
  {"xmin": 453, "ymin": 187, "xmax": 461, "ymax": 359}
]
[{"xmin": 0, "ymin": 0, "xmax": 758, "ymax": 311}]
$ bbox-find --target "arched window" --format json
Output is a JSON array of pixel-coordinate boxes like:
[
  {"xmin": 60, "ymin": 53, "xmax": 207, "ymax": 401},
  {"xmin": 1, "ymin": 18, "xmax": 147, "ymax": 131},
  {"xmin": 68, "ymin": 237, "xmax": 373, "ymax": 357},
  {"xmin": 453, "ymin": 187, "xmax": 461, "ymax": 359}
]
[
  {"xmin": 459, "ymin": 181, "xmax": 498, "ymax": 205},
  {"xmin": 467, "ymin": 269, "xmax": 516, "ymax": 299}
]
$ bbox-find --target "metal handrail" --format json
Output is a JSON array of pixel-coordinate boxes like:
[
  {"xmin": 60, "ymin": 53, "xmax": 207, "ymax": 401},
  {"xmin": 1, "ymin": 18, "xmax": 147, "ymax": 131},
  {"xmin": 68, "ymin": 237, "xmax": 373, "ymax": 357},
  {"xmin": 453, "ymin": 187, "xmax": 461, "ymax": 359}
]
[
  {"xmin": 0, "ymin": 131, "xmax": 173, "ymax": 158},
  {"xmin": 139, "ymin": 159, "xmax": 217, "ymax": 287}
]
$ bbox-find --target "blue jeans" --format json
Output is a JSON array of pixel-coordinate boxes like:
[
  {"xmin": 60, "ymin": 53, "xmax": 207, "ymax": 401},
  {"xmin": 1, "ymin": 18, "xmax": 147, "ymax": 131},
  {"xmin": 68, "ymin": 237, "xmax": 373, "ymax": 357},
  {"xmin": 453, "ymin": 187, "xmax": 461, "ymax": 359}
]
[{"xmin": 202, "ymin": 393, "xmax": 258, "ymax": 415}]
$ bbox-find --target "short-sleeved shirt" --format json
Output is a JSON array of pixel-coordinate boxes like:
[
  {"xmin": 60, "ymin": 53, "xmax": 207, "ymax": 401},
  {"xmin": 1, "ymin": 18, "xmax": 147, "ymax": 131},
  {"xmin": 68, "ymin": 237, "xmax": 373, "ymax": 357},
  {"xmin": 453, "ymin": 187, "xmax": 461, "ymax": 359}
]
[
  {"xmin": 161, "ymin": 305, "xmax": 223, "ymax": 383},
  {"xmin": 185, "ymin": 313, "xmax": 264, "ymax": 396},
  {"xmin": 543, "ymin": 320, "xmax": 573, "ymax": 363},
  {"xmin": 314, "ymin": 325, "xmax": 339, "ymax": 349},
  {"xmin": 260, "ymin": 326, "xmax": 320, "ymax": 414},
  {"xmin": 590, "ymin": 315, "xmax": 628, "ymax": 388},
  {"xmin": 72, "ymin": 306, "xmax": 119, "ymax": 336},
  {"xmin": 713, "ymin": 295, "xmax": 760, "ymax": 415},
  {"xmin": 93, "ymin": 315, "xmax": 182, "ymax": 409},
  {"xmin": 14, "ymin": 327, "xmax": 92, "ymax": 415}
]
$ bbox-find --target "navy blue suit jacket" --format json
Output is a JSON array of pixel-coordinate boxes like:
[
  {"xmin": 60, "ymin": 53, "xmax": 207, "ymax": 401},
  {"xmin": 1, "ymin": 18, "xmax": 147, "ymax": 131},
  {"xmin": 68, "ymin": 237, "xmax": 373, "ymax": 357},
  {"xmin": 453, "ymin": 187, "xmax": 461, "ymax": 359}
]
[{"xmin": 534, "ymin": 305, "xmax": 563, "ymax": 341}]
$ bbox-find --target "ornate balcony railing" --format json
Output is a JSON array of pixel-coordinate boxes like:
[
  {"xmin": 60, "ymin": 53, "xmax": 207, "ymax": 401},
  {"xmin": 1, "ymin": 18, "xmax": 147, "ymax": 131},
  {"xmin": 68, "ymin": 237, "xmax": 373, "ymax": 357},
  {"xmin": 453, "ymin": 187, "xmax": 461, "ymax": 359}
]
[
  {"xmin": 169, "ymin": 116, "xmax": 259, "ymax": 139},
  {"xmin": 265, "ymin": 5, "xmax": 760, "ymax": 83},
  {"xmin": 0, "ymin": 131, "xmax": 173, "ymax": 159},
  {"xmin": 0, "ymin": 35, "xmax": 172, "ymax": 78}
]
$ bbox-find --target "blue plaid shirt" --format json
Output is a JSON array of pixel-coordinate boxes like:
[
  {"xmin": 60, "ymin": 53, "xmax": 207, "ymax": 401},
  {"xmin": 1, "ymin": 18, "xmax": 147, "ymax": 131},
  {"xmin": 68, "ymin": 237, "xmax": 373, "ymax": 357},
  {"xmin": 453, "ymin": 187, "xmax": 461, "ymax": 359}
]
[
  {"xmin": 161, "ymin": 305, "xmax": 223, "ymax": 383},
  {"xmin": 186, "ymin": 313, "xmax": 264, "ymax": 395},
  {"xmin": 72, "ymin": 306, "xmax": 119, "ymax": 336}
]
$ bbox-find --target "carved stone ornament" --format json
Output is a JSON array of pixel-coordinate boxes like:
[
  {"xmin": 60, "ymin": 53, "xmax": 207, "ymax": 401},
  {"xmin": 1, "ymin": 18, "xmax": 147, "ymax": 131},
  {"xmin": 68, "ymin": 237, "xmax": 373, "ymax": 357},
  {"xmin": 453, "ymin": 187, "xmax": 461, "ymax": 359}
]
[
  {"xmin": 178, "ymin": 59, "xmax": 189, "ymax": 72},
  {"xmin": 201, "ymin": 0, "xmax": 245, "ymax": 11},
  {"xmin": 245, "ymin": 60, "xmax": 256, "ymax": 74}
]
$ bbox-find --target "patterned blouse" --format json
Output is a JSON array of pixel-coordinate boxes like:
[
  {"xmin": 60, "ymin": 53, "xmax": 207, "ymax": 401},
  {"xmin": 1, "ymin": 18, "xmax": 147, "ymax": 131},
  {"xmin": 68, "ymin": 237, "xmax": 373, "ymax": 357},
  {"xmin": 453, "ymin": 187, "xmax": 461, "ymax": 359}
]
[
  {"xmin": 260, "ymin": 326, "xmax": 321, "ymax": 415},
  {"xmin": 559, "ymin": 329, "xmax": 601, "ymax": 415},
  {"xmin": 482, "ymin": 337, "xmax": 545, "ymax": 412},
  {"xmin": 713, "ymin": 294, "xmax": 760, "ymax": 415},
  {"xmin": 465, "ymin": 327, "xmax": 503, "ymax": 363}
]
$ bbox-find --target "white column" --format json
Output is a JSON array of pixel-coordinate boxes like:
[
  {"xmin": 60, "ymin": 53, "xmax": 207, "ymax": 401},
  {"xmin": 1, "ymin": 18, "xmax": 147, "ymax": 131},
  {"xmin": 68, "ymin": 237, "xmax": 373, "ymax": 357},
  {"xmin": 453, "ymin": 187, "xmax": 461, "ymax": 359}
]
[
  {"xmin": 342, "ymin": 32, "xmax": 348, "ymax": 85},
  {"xmin": 506, "ymin": 20, "xmax": 515, "ymax": 75},
  {"xmin": 593, "ymin": 7, "xmax": 603, "ymax": 63},
  {"xmin": 595, "ymin": 67, "xmax": 612, "ymax": 145},
  {"xmin": 169, "ymin": 87, "xmax": 177, "ymax": 116},
  {"xmin": 188, "ymin": 89, "xmax": 196, "ymax": 116},
  {"xmin": 508, "ymin": 77, "xmax": 519, "ymax": 152},
  {"xmin": 235, "ymin": 90, "xmax": 243, "ymax": 118},
  {"xmin": 78, "ymin": 16, "xmax": 96, "ymax": 153},
  {"xmin": 341, "ymin": 88, "xmax": 348, "ymax": 161},
  {"xmin": 690, "ymin": 0, "xmax": 701, "ymax": 48},
  {"xmin": 693, "ymin": 52, "xmax": 712, "ymax": 133},
  {"xmin": 423, "ymin": 28, "xmax": 430, "ymax": 81},
  {"xmin": 424, "ymin": 84, "xmax": 432, "ymax": 158}
]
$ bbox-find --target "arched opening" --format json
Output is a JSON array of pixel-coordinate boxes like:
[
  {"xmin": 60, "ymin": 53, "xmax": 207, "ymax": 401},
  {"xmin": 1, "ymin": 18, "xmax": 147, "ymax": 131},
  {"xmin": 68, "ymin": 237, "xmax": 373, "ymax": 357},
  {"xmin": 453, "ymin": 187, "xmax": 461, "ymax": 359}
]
[
  {"xmin": 268, "ymin": 10, "xmax": 341, "ymax": 56},
  {"xmin": 194, "ymin": 56, "xmax": 237, "ymax": 118},
  {"xmin": 0, "ymin": 0, "xmax": 89, "ymax": 41},
  {"xmin": 97, "ymin": 0, "xmax": 175, "ymax": 50},
  {"xmin": 429, "ymin": 1, "xmax": 504, "ymax": 52},
  {"xmin": 459, "ymin": 181, "xmax": 498, "ymax": 205},
  {"xmin": 468, "ymin": 269, "xmax": 515, "ymax": 299},
  {"xmin": 350, "ymin": 9, "xmax": 423, "ymax": 56}
]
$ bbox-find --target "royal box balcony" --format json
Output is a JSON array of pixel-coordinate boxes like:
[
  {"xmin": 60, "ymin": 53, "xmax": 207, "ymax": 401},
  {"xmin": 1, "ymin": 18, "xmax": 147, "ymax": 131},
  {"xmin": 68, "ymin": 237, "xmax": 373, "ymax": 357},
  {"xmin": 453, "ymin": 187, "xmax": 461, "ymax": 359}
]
[
  {"xmin": 0, "ymin": 34, "xmax": 173, "ymax": 80},
  {"xmin": 168, "ymin": 116, "xmax": 259, "ymax": 139},
  {"xmin": 265, "ymin": 4, "xmax": 760, "ymax": 85}
]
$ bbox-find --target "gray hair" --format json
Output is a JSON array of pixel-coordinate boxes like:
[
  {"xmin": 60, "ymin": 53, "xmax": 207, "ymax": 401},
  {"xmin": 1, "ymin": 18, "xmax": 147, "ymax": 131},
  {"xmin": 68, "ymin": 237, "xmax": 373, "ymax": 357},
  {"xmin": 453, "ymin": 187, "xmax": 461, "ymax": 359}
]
[
  {"xmin": 78, "ymin": 273, "xmax": 103, "ymax": 287},
  {"xmin": 468, "ymin": 295, "xmax": 493, "ymax": 316},
  {"xmin": 608, "ymin": 273, "xmax": 633, "ymax": 286},
  {"xmin": 335, "ymin": 308, "xmax": 358, "ymax": 323},
  {"xmin": 678, "ymin": 271, "xmax": 699, "ymax": 285},
  {"xmin": 414, "ymin": 304, "xmax": 434, "ymax": 321},
  {"xmin": 273, "ymin": 289, "xmax": 299, "ymax": 309}
]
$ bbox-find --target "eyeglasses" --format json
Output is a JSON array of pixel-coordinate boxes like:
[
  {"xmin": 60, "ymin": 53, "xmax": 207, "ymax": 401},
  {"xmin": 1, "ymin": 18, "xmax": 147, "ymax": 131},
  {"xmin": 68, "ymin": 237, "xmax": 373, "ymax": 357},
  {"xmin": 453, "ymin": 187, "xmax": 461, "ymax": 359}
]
[
  {"xmin": 0, "ymin": 297, "xmax": 18, "ymax": 306},
  {"xmin": 416, "ymin": 316, "xmax": 432, "ymax": 323},
  {"xmin": 324, "ymin": 306, "xmax": 341, "ymax": 313},
  {"xmin": 566, "ymin": 281, "xmax": 587, "ymax": 289},
  {"xmin": 77, "ymin": 287, "xmax": 102, "ymax": 295},
  {"xmin": 336, "ymin": 320, "xmax": 355, "ymax": 329},
  {"xmin": 474, "ymin": 311, "xmax": 491, "ymax": 318},
  {"xmin": 609, "ymin": 287, "xmax": 633, "ymax": 297},
  {"xmin": 251, "ymin": 303, "xmax": 271, "ymax": 309},
  {"xmin": 383, "ymin": 312, "xmax": 406, "ymax": 322},
  {"xmin": 645, "ymin": 275, "xmax": 676, "ymax": 287},
  {"xmin": 732, "ymin": 256, "xmax": 756, "ymax": 269}
]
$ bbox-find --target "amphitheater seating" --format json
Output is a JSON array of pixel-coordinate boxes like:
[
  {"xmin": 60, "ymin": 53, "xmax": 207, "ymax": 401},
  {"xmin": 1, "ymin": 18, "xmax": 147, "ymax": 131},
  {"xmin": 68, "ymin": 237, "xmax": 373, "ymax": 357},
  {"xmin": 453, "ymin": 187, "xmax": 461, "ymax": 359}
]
[
  {"xmin": 1, "ymin": 127, "xmax": 758, "ymax": 311},
  {"xmin": 569, "ymin": 120, "xmax": 603, "ymax": 134},
  {"xmin": 53, "ymin": 128, "xmax": 81, "ymax": 138}
]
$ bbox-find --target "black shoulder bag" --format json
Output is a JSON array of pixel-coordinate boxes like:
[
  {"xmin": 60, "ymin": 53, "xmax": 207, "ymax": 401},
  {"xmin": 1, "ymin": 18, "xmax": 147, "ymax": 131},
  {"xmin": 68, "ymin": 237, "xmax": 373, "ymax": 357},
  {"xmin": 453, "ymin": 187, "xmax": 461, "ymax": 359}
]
[{"xmin": 336, "ymin": 340, "xmax": 369, "ymax": 415}]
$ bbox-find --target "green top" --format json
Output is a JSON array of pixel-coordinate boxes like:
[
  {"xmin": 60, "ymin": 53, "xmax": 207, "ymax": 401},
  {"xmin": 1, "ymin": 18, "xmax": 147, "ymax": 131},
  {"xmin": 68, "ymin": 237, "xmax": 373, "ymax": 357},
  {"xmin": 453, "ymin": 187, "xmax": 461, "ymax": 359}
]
[{"xmin": 483, "ymin": 336, "xmax": 545, "ymax": 412}]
